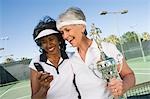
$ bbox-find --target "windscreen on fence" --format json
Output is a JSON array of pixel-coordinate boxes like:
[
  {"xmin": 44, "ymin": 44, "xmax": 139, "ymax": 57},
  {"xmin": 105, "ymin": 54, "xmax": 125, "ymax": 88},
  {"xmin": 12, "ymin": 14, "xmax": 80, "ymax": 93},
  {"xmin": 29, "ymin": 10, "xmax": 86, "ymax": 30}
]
[
  {"xmin": 0, "ymin": 59, "xmax": 31, "ymax": 86},
  {"xmin": 117, "ymin": 40, "xmax": 150, "ymax": 60}
]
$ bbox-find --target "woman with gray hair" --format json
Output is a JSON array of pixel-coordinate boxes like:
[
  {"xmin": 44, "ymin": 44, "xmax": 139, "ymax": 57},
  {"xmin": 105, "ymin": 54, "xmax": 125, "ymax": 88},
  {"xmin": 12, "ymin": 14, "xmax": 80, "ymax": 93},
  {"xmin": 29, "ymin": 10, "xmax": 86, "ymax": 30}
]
[{"xmin": 57, "ymin": 7, "xmax": 135, "ymax": 99}]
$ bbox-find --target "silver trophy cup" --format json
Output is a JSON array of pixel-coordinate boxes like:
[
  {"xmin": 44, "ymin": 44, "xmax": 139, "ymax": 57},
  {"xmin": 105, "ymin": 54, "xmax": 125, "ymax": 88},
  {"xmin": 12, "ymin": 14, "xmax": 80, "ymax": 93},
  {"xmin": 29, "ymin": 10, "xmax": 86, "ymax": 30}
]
[
  {"xmin": 89, "ymin": 24, "xmax": 126, "ymax": 99},
  {"xmin": 96, "ymin": 57, "xmax": 119, "ymax": 82}
]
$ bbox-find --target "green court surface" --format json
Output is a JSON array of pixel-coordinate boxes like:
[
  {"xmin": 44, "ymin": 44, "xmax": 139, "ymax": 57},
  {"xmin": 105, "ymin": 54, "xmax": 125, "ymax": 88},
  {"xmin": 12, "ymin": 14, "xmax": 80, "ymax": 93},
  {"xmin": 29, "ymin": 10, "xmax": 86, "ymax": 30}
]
[
  {"xmin": 0, "ymin": 80, "xmax": 31, "ymax": 99},
  {"xmin": 0, "ymin": 56, "xmax": 150, "ymax": 99},
  {"xmin": 127, "ymin": 56, "xmax": 150, "ymax": 84}
]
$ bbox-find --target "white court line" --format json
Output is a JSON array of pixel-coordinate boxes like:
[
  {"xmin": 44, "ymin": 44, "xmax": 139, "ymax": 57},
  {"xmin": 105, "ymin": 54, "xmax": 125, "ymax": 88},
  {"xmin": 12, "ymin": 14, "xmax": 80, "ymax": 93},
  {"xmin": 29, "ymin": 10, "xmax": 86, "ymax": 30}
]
[
  {"xmin": 135, "ymin": 73, "xmax": 150, "ymax": 75},
  {"xmin": 16, "ymin": 95, "xmax": 30, "ymax": 99},
  {"xmin": 0, "ymin": 85, "xmax": 29, "ymax": 98},
  {"xmin": 132, "ymin": 68, "xmax": 150, "ymax": 70},
  {"xmin": 9, "ymin": 85, "xmax": 30, "ymax": 91}
]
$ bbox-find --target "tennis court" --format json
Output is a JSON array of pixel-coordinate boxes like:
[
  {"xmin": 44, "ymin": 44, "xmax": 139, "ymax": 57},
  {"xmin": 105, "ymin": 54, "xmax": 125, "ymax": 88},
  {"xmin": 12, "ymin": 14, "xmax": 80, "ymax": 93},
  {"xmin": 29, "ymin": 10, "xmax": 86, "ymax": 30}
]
[
  {"xmin": 0, "ymin": 56, "xmax": 150, "ymax": 99},
  {"xmin": 0, "ymin": 80, "xmax": 31, "ymax": 99},
  {"xmin": 127, "ymin": 56, "xmax": 150, "ymax": 84}
]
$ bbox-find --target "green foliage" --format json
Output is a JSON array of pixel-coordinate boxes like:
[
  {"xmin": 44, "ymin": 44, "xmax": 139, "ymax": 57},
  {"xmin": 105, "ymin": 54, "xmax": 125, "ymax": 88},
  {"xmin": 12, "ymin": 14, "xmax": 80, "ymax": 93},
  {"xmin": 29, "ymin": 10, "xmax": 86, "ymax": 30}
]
[
  {"xmin": 104, "ymin": 35, "xmax": 120, "ymax": 45},
  {"xmin": 142, "ymin": 32, "xmax": 150, "ymax": 41},
  {"xmin": 20, "ymin": 57, "xmax": 31, "ymax": 64},
  {"xmin": 122, "ymin": 31, "xmax": 139, "ymax": 43},
  {"xmin": 4, "ymin": 58, "xmax": 14, "ymax": 63}
]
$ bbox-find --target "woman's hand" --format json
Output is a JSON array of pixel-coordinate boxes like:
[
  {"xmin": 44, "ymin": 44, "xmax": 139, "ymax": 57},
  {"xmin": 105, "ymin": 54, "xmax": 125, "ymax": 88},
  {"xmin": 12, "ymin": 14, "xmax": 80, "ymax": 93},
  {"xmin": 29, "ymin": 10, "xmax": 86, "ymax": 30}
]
[
  {"xmin": 37, "ymin": 72, "xmax": 54, "ymax": 91},
  {"xmin": 30, "ymin": 69, "xmax": 54, "ymax": 99},
  {"xmin": 107, "ymin": 78, "xmax": 124, "ymax": 96}
]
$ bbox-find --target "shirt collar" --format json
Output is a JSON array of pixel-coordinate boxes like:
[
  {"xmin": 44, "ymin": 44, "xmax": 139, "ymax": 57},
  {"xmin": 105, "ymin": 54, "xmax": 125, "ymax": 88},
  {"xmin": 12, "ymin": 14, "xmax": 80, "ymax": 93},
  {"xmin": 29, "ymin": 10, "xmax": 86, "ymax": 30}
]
[
  {"xmin": 74, "ymin": 39, "xmax": 98, "ymax": 56},
  {"xmin": 90, "ymin": 39, "xmax": 98, "ymax": 49},
  {"xmin": 39, "ymin": 53, "xmax": 63, "ymax": 64},
  {"xmin": 40, "ymin": 53, "xmax": 47, "ymax": 62},
  {"xmin": 46, "ymin": 57, "xmax": 63, "ymax": 65}
]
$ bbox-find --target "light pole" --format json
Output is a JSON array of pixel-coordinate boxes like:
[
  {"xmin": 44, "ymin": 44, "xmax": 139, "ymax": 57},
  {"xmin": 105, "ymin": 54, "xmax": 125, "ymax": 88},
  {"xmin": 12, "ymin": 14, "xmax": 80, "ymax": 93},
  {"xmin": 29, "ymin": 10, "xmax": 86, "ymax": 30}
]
[
  {"xmin": 0, "ymin": 36, "xmax": 9, "ymax": 40},
  {"xmin": 138, "ymin": 34, "xmax": 146, "ymax": 62},
  {"xmin": 0, "ymin": 48, "xmax": 4, "ymax": 51},
  {"xmin": 0, "ymin": 36, "xmax": 9, "ymax": 51},
  {"xmin": 99, "ymin": 10, "xmax": 128, "ymax": 57},
  {"xmin": 0, "ymin": 36, "xmax": 10, "ymax": 63},
  {"xmin": 129, "ymin": 25, "xmax": 146, "ymax": 62},
  {"xmin": 100, "ymin": 10, "xmax": 128, "ymax": 15}
]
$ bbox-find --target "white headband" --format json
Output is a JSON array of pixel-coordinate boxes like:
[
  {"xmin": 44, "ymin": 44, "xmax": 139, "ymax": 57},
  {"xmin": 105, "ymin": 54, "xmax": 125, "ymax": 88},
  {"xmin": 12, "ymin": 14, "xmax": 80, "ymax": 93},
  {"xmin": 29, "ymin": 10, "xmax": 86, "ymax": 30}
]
[
  {"xmin": 34, "ymin": 29, "xmax": 59, "ymax": 40},
  {"xmin": 57, "ymin": 20, "xmax": 86, "ymax": 30}
]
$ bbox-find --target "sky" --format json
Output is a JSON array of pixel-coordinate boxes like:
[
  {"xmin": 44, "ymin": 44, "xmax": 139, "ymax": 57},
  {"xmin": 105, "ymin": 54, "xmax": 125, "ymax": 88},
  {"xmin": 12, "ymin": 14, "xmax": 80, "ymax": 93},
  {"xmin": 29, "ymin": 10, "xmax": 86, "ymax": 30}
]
[{"xmin": 0, "ymin": 0, "xmax": 150, "ymax": 62}]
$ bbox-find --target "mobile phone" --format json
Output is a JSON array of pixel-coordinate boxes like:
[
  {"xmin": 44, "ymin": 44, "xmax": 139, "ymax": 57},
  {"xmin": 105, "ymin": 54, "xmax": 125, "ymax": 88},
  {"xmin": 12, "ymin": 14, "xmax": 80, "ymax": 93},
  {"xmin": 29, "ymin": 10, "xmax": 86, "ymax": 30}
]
[{"xmin": 34, "ymin": 63, "xmax": 44, "ymax": 72}]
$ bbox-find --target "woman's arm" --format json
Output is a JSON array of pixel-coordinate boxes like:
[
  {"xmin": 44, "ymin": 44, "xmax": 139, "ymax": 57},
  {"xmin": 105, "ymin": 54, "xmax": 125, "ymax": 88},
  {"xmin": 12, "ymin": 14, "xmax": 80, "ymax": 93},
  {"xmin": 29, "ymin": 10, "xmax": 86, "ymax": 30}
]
[
  {"xmin": 108, "ymin": 57, "xmax": 135, "ymax": 96},
  {"xmin": 30, "ymin": 69, "xmax": 53, "ymax": 99},
  {"xmin": 118, "ymin": 58, "xmax": 136, "ymax": 93}
]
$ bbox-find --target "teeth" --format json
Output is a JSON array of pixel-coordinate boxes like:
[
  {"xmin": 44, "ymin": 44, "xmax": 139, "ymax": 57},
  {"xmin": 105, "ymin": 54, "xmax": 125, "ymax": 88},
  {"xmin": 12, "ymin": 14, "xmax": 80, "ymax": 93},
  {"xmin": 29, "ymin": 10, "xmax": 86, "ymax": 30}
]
[
  {"xmin": 48, "ymin": 47, "xmax": 55, "ymax": 51},
  {"xmin": 68, "ymin": 36, "xmax": 74, "ymax": 42}
]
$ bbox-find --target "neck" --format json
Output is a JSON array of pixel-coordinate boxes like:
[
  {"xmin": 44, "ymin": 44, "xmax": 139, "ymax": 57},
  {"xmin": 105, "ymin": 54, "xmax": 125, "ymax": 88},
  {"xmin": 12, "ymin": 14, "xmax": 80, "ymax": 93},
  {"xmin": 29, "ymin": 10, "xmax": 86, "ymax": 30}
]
[
  {"xmin": 78, "ymin": 36, "xmax": 92, "ymax": 61},
  {"xmin": 47, "ymin": 53, "xmax": 61, "ymax": 67}
]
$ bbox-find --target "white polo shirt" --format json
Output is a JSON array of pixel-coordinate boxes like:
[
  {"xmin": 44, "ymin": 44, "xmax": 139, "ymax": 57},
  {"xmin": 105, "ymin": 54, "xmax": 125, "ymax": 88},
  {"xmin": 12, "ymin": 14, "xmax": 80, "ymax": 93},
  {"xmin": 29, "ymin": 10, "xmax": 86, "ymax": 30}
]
[
  {"xmin": 29, "ymin": 54, "xmax": 78, "ymax": 99},
  {"xmin": 70, "ymin": 40, "xmax": 123, "ymax": 99}
]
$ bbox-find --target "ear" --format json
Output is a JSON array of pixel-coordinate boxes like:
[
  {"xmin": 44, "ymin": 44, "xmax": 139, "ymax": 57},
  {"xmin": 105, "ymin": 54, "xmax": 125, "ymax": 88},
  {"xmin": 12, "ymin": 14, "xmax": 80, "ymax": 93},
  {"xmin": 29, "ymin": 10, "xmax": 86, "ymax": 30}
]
[
  {"xmin": 59, "ymin": 42, "xmax": 61, "ymax": 46},
  {"xmin": 39, "ymin": 47, "xmax": 44, "ymax": 53},
  {"xmin": 40, "ymin": 46, "xmax": 44, "ymax": 50}
]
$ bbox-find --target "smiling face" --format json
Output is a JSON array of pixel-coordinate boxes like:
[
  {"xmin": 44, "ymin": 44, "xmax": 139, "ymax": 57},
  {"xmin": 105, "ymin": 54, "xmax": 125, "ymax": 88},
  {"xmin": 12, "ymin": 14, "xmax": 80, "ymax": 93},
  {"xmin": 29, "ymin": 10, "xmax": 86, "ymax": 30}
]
[
  {"xmin": 59, "ymin": 24, "xmax": 85, "ymax": 47},
  {"xmin": 40, "ymin": 34, "xmax": 60, "ymax": 55}
]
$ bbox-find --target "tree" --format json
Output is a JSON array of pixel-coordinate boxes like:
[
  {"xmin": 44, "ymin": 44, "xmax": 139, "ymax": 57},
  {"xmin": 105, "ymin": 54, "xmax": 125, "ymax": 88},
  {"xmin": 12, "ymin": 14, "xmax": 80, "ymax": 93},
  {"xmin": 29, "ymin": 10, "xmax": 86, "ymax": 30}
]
[
  {"xmin": 20, "ymin": 57, "xmax": 31, "ymax": 64},
  {"xmin": 104, "ymin": 35, "xmax": 120, "ymax": 45},
  {"xmin": 5, "ymin": 57, "xmax": 14, "ymax": 63},
  {"xmin": 122, "ymin": 31, "xmax": 138, "ymax": 43},
  {"xmin": 142, "ymin": 32, "xmax": 150, "ymax": 41},
  {"xmin": 21, "ymin": 57, "xmax": 28, "ymax": 61}
]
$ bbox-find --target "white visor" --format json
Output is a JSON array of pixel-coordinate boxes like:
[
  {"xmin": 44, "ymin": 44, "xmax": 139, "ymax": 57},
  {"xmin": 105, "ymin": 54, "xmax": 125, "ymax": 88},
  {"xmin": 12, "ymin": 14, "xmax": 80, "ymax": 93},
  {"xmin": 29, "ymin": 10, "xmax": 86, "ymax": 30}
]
[
  {"xmin": 35, "ymin": 29, "xmax": 59, "ymax": 40},
  {"xmin": 57, "ymin": 20, "xmax": 86, "ymax": 30}
]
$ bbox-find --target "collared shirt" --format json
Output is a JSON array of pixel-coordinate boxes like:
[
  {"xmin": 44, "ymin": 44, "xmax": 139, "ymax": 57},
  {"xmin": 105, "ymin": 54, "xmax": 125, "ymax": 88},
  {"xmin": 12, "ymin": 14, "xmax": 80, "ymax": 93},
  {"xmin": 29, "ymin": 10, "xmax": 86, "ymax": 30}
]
[
  {"xmin": 29, "ymin": 54, "xmax": 78, "ymax": 99},
  {"xmin": 70, "ymin": 40, "xmax": 123, "ymax": 99}
]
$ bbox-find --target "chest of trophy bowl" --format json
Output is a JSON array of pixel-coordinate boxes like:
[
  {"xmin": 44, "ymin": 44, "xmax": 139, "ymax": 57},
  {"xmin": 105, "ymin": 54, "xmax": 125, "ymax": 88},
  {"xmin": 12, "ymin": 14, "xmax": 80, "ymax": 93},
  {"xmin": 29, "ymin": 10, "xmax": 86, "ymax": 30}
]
[{"xmin": 96, "ymin": 58, "xmax": 117, "ymax": 76}]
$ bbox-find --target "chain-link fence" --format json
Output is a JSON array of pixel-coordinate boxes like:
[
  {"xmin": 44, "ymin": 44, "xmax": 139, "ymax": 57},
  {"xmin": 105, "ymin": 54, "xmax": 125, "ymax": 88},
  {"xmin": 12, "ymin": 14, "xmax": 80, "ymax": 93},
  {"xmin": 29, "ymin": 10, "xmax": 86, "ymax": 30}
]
[{"xmin": 117, "ymin": 40, "xmax": 150, "ymax": 60}]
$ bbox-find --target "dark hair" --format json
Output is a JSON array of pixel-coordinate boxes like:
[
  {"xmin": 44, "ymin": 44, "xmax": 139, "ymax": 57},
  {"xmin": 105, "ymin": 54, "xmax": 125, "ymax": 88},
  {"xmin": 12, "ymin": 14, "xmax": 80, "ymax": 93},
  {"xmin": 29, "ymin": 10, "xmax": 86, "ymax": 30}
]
[{"xmin": 33, "ymin": 16, "xmax": 68, "ymax": 59}]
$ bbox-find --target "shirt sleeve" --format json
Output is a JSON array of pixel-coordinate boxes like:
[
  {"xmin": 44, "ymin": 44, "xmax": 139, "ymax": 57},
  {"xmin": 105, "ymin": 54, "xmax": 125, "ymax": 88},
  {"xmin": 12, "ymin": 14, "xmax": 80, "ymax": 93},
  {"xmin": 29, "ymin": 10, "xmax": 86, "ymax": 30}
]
[{"xmin": 101, "ymin": 42, "xmax": 123, "ymax": 64}]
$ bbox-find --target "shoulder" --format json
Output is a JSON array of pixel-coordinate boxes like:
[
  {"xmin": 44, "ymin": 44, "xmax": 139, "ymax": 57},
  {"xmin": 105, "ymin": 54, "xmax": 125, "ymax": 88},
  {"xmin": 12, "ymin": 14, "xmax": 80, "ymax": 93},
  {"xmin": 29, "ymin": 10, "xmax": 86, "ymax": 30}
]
[
  {"xmin": 66, "ymin": 51, "xmax": 75, "ymax": 58},
  {"xmin": 100, "ymin": 41, "xmax": 119, "ymax": 53},
  {"xmin": 101, "ymin": 42, "xmax": 116, "ymax": 49},
  {"xmin": 29, "ymin": 55, "xmax": 40, "ymax": 71},
  {"xmin": 30, "ymin": 55, "xmax": 41, "ymax": 63},
  {"xmin": 66, "ymin": 51, "xmax": 78, "ymax": 65},
  {"xmin": 101, "ymin": 42, "xmax": 123, "ymax": 63}
]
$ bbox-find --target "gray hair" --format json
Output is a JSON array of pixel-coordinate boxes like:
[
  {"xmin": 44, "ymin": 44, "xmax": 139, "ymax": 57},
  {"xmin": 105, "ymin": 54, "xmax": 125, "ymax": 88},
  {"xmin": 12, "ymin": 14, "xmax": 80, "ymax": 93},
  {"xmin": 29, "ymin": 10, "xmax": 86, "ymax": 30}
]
[
  {"xmin": 59, "ymin": 7, "xmax": 86, "ymax": 21},
  {"xmin": 57, "ymin": 7, "xmax": 86, "ymax": 30}
]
